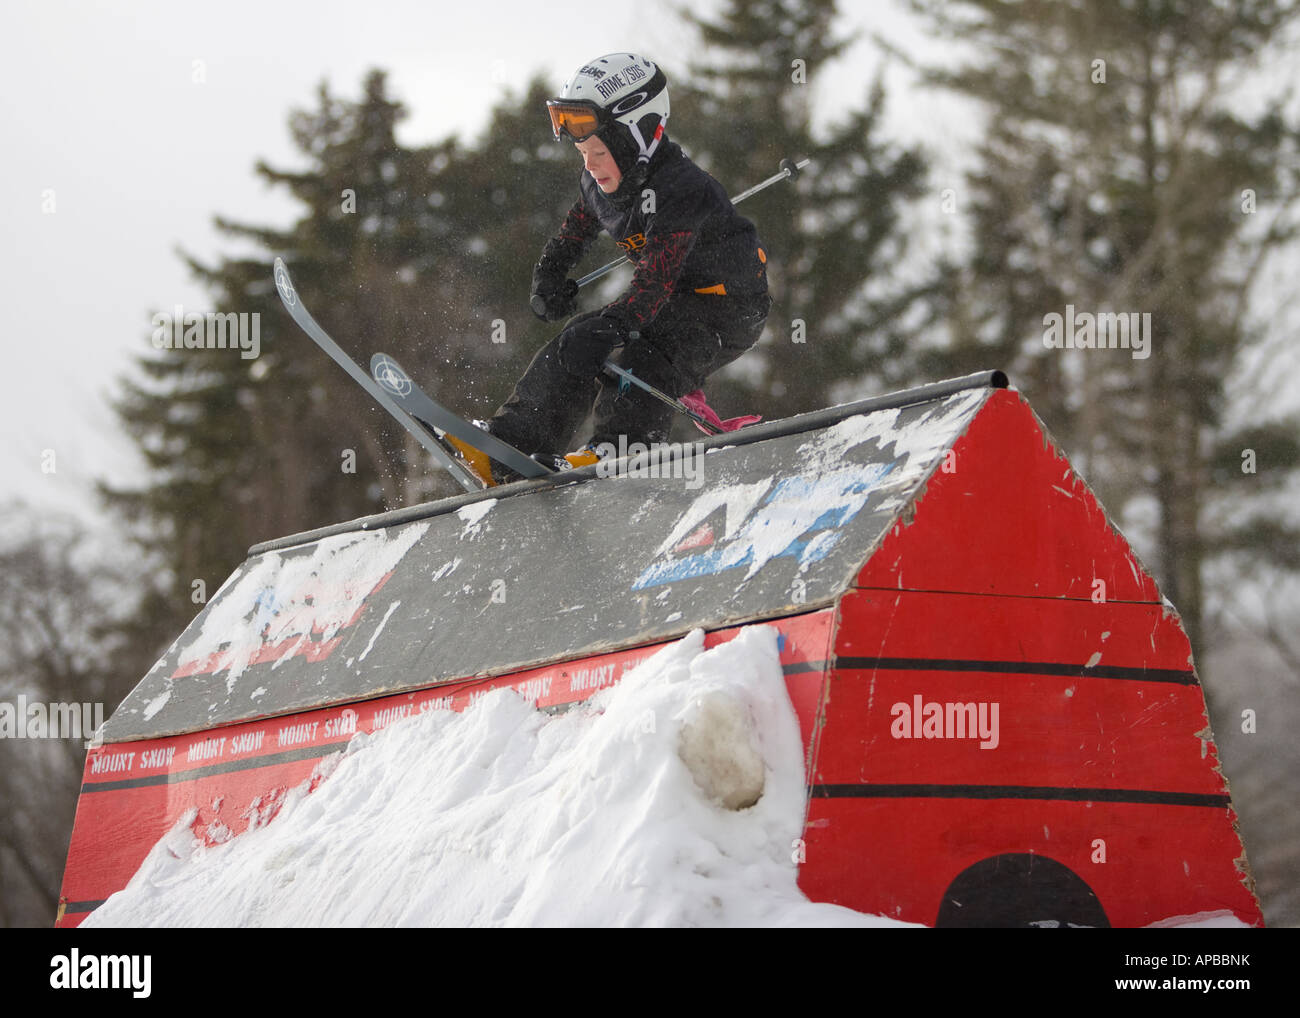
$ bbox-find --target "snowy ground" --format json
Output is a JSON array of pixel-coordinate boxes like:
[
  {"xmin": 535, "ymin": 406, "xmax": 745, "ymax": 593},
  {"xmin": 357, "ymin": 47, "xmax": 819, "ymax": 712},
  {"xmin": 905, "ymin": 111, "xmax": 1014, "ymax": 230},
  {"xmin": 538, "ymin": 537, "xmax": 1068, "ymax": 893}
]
[{"xmin": 85, "ymin": 626, "xmax": 911, "ymax": 928}]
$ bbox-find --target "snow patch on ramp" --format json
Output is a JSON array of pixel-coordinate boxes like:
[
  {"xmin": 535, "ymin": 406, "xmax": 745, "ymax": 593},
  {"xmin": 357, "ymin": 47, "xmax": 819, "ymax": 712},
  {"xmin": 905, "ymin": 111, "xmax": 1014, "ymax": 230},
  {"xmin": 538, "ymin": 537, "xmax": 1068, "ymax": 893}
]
[
  {"xmin": 84, "ymin": 627, "xmax": 908, "ymax": 927},
  {"xmin": 170, "ymin": 523, "xmax": 431, "ymax": 690}
]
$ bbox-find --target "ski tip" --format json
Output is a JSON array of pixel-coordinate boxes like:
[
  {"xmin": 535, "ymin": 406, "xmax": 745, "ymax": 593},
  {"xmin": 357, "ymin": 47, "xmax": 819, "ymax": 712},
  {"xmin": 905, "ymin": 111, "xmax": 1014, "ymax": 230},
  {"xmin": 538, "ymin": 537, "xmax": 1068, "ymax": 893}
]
[
  {"xmin": 371, "ymin": 352, "xmax": 415, "ymax": 399},
  {"xmin": 272, "ymin": 258, "xmax": 297, "ymax": 308}
]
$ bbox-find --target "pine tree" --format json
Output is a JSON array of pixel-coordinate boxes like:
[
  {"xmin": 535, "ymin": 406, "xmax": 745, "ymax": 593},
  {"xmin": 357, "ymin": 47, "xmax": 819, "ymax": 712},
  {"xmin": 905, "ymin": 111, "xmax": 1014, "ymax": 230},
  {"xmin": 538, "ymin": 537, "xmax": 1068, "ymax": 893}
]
[
  {"xmin": 102, "ymin": 70, "xmax": 633, "ymax": 656},
  {"xmin": 423, "ymin": 78, "xmax": 597, "ymax": 420},
  {"xmin": 670, "ymin": 0, "xmax": 936, "ymax": 422},
  {"xmin": 102, "ymin": 71, "xmax": 465, "ymax": 649},
  {"xmin": 909, "ymin": 0, "xmax": 1300, "ymax": 661}
]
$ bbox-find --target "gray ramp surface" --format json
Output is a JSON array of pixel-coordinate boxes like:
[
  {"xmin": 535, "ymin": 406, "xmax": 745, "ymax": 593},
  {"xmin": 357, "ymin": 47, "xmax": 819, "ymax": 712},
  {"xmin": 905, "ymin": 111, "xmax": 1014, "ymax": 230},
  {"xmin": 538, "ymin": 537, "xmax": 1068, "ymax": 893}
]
[{"xmin": 104, "ymin": 385, "xmax": 994, "ymax": 742}]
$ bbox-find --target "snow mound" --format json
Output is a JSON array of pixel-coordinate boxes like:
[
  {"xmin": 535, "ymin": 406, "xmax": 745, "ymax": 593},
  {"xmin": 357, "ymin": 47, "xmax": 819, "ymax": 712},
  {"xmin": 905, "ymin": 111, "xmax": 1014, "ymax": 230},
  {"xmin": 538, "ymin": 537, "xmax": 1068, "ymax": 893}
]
[{"xmin": 85, "ymin": 626, "xmax": 911, "ymax": 928}]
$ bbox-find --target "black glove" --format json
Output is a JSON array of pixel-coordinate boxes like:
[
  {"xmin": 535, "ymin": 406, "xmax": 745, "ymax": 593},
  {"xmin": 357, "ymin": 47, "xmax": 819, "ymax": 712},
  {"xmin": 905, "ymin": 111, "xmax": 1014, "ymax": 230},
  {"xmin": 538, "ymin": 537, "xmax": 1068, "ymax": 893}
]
[
  {"xmin": 556, "ymin": 315, "xmax": 627, "ymax": 378},
  {"xmin": 530, "ymin": 261, "xmax": 579, "ymax": 322}
]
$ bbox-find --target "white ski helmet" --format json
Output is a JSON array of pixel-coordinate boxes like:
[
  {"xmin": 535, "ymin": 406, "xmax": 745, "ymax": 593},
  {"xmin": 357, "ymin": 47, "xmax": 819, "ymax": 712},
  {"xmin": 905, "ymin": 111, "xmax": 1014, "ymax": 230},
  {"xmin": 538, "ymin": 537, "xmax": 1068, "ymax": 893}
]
[{"xmin": 546, "ymin": 53, "xmax": 670, "ymax": 171}]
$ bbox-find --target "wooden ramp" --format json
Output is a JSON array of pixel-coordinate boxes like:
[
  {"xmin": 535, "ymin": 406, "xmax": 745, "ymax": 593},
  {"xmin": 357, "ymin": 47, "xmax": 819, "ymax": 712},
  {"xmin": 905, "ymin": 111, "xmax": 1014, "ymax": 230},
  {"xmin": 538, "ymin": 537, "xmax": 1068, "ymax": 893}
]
[{"xmin": 58, "ymin": 372, "xmax": 1262, "ymax": 928}]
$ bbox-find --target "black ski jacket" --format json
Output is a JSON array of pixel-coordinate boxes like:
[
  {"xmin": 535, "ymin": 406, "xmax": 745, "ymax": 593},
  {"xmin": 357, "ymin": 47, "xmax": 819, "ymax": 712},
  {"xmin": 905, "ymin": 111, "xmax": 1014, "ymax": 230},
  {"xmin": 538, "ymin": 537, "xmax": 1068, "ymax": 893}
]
[{"xmin": 538, "ymin": 140, "xmax": 768, "ymax": 331}]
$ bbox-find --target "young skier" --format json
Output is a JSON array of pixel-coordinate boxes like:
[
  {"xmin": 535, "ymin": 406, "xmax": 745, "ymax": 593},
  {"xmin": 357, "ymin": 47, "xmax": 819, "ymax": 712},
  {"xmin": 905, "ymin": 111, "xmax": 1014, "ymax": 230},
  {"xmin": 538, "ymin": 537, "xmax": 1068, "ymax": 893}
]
[{"xmin": 482, "ymin": 52, "xmax": 771, "ymax": 480}]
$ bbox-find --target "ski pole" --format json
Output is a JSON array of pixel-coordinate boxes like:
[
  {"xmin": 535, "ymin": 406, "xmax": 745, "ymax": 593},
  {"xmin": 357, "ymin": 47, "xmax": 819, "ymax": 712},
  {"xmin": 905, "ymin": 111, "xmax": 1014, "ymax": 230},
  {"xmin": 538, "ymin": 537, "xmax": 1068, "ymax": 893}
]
[
  {"xmin": 600, "ymin": 359, "xmax": 723, "ymax": 435},
  {"xmin": 574, "ymin": 156, "xmax": 808, "ymax": 289},
  {"xmin": 727, "ymin": 156, "xmax": 810, "ymax": 205}
]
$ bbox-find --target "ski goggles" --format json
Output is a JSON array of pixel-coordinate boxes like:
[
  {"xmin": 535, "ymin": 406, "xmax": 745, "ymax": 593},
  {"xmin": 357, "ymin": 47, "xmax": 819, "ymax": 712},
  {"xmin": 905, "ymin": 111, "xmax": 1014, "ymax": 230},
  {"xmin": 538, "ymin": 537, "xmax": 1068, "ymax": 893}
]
[{"xmin": 546, "ymin": 100, "xmax": 605, "ymax": 142}]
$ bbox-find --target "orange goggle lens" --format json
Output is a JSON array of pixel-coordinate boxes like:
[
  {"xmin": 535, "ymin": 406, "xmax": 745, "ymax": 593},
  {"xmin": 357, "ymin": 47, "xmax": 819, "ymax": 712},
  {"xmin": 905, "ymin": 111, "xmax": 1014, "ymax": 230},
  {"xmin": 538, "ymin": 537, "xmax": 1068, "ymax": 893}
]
[{"xmin": 547, "ymin": 102, "xmax": 602, "ymax": 142}]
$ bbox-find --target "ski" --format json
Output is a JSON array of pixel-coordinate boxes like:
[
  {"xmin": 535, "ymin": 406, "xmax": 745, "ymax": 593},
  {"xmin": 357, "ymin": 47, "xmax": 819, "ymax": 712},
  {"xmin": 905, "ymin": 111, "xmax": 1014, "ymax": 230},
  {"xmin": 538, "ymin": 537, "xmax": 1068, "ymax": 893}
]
[
  {"xmin": 369, "ymin": 353, "xmax": 554, "ymax": 482},
  {"xmin": 272, "ymin": 258, "xmax": 485, "ymax": 493}
]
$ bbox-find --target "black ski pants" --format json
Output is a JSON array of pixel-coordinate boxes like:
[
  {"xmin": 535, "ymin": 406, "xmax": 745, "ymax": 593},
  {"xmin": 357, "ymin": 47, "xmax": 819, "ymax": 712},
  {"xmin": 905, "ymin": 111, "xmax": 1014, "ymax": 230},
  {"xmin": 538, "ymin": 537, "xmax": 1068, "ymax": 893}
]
[{"xmin": 488, "ymin": 291, "xmax": 770, "ymax": 455}]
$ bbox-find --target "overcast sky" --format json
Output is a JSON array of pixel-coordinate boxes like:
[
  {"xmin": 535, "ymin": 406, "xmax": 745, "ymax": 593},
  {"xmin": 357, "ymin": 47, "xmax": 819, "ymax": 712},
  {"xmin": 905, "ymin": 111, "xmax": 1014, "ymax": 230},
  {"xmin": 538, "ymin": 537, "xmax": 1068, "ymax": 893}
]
[
  {"xmin": 3, "ymin": 0, "xmax": 972, "ymax": 533},
  {"xmin": 6, "ymin": 0, "xmax": 1292, "ymax": 539}
]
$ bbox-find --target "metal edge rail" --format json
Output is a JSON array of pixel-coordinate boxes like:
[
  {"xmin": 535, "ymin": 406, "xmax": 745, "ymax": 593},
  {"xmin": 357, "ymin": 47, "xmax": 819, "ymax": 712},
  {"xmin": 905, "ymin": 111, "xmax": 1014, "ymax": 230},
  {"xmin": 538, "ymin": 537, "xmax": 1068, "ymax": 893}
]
[{"xmin": 248, "ymin": 369, "xmax": 1009, "ymax": 556}]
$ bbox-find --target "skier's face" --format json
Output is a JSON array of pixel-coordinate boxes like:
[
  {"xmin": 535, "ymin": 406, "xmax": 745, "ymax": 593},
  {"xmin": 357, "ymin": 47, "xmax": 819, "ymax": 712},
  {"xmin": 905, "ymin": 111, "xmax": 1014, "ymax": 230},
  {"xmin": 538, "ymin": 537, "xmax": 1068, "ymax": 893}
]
[{"xmin": 576, "ymin": 137, "xmax": 622, "ymax": 193}]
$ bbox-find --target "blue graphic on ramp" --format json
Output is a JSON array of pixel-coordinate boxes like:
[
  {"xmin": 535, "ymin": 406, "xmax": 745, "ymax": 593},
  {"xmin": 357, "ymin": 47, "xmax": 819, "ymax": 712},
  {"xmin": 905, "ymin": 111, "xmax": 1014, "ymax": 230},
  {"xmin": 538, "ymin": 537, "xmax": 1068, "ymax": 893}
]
[{"xmin": 633, "ymin": 462, "xmax": 896, "ymax": 590}]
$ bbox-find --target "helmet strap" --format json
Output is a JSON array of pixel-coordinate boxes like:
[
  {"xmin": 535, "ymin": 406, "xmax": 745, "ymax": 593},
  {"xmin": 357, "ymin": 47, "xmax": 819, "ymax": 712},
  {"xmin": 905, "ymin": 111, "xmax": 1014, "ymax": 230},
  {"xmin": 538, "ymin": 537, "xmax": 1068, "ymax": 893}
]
[
  {"xmin": 596, "ymin": 119, "xmax": 666, "ymax": 207},
  {"xmin": 626, "ymin": 119, "xmax": 665, "ymax": 163}
]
